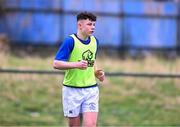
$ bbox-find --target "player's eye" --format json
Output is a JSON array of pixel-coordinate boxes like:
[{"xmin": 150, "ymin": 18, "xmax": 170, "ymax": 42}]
[{"xmin": 87, "ymin": 23, "xmax": 92, "ymax": 26}]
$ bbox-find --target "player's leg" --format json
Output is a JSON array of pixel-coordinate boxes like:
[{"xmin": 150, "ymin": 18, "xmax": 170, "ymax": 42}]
[
  {"xmin": 68, "ymin": 116, "xmax": 81, "ymax": 127},
  {"xmin": 81, "ymin": 86, "xmax": 99, "ymax": 127},
  {"xmin": 62, "ymin": 86, "xmax": 83, "ymax": 127},
  {"xmin": 83, "ymin": 112, "xmax": 98, "ymax": 127}
]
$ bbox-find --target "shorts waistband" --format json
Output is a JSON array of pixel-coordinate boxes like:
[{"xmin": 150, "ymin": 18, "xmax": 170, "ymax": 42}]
[{"xmin": 63, "ymin": 84, "xmax": 98, "ymax": 88}]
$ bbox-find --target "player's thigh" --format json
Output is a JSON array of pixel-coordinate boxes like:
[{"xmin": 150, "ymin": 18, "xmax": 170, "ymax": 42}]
[
  {"xmin": 62, "ymin": 86, "xmax": 83, "ymax": 117},
  {"xmin": 83, "ymin": 112, "xmax": 98, "ymax": 127},
  {"xmin": 81, "ymin": 86, "xmax": 99, "ymax": 113}
]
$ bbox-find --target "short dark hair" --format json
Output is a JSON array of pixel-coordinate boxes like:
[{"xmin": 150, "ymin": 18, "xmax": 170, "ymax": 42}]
[{"xmin": 77, "ymin": 12, "xmax": 96, "ymax": 22}]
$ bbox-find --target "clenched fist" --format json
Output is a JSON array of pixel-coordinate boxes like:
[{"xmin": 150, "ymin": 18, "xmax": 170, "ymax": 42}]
[{"xmin": 95, "ymin": 69, "xmax": 105, "ymax": 82}]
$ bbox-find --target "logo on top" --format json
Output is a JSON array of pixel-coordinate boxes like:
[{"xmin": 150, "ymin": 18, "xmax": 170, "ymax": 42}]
[{"xmin": 82, "ymin": 49, "xmax": 94, "ymax": 67}]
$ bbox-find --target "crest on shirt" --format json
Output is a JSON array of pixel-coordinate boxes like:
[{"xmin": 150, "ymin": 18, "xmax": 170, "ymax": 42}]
[{"xmin": 82, "ymin": 49, "xmax": 94, "ymax": 67}]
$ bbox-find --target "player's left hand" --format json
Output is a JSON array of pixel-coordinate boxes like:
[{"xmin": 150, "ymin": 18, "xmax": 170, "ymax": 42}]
[{"xmin": 95, "ymin": 70, "xmax": 105, "ymax": 82}]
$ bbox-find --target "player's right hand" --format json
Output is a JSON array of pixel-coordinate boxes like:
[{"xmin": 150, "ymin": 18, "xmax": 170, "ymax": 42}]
[{"xmin": 77, "ymin": 60, "xmax": 88, "ymax": 70}]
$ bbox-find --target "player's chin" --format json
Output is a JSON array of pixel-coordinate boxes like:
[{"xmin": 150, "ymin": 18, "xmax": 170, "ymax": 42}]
[{"xmin": 89, "ymin": 31, "xmax": 94, "ymax": 35}]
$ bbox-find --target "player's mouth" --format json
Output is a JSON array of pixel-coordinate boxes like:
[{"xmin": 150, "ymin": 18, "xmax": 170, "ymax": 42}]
[{"xmin": 90, "ymin": 31, "xmax": 94, "ymax": 34}]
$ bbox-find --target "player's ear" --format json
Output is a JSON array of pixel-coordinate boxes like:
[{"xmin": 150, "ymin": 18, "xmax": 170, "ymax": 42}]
[{"xmin": 78, "ymin": 21, "xmax": 82, "ymax": 28}]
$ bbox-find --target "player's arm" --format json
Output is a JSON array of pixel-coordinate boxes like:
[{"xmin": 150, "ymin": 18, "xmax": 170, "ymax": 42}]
[
  {"xmin": 94, "ymin": 61, "xmax": 105, "ymax": 82},
  {"xmin": 53, "ymin": 36, "xmax": 88, "ymax": 70},
  {"xmin": 93, "ymin": 38, "xmax": 105, "ymax": 82},
  {"xmin": 53, "ymin": 60, "xmax": 87, "ymax": 70}
]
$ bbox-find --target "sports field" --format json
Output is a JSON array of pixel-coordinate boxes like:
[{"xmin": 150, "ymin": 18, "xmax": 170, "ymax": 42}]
[{"xmin": 0, "ymin": 52, "xmax": 180, "ymax": 126}]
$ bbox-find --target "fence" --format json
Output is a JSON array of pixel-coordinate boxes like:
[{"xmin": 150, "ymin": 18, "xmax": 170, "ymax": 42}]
[
  {"xmin": 0, "ymin": 68, "xmax": 180, "ymax": 78},
  {"xmin": 0, "ymin": 0, "xmax": 180, "ymax": 54}
]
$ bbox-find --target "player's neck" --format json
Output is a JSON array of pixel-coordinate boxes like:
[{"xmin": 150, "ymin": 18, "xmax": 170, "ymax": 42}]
[{"xmin": 77, "ymin": 31, "xmax": 88, "ymax": 41}]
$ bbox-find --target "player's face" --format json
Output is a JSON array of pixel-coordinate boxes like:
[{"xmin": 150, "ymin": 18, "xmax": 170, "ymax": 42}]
[{"xmin": 79, "ymin": 19, "xmax": 96, "ymax": 36}]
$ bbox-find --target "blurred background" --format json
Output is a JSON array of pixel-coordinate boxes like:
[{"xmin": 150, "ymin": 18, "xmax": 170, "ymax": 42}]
[{"xmin": 0, "ymin": 0, "xmax": 180, "ymax": 126}]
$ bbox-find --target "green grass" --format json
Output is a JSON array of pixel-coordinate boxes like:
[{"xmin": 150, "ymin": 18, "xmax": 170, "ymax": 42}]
[
  {"xmin": 99, "ymin": 77, "xmax": 180, "ymax": 126},
  {"xmin": 0, "ymin": 53, "xmax": 180, "ymax": 126},
  {"xmin": 0, "ymin": 75, "xmax": 65, "ymax": 126}
]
